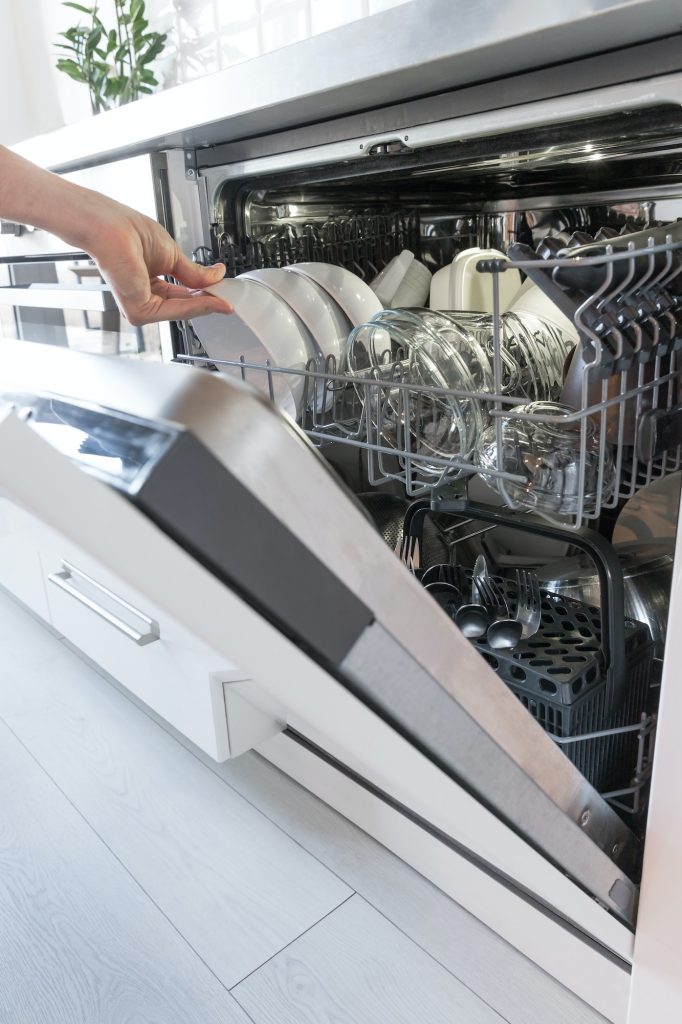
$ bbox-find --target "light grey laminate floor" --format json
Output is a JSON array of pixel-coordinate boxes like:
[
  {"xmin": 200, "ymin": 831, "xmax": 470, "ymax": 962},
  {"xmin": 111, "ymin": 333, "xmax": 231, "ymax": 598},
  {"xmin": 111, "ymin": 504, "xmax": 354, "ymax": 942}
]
[{"xmin": 0, "ymin": 589, "xmax": 606, "ymax": 1024}]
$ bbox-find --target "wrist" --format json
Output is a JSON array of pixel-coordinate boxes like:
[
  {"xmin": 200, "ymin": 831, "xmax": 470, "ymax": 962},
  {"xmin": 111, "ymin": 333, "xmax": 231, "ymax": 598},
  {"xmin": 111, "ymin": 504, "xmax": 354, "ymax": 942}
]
[{"xmin": 48, "ymin": 180, "xmax": 119, "ymax": 254}]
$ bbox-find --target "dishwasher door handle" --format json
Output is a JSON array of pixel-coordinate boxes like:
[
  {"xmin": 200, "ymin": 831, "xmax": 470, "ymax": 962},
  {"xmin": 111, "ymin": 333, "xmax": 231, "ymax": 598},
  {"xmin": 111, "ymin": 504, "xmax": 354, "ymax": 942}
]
[{"xmin": 48, "ymin": 561, "xmax": 160, "ymax": 646}]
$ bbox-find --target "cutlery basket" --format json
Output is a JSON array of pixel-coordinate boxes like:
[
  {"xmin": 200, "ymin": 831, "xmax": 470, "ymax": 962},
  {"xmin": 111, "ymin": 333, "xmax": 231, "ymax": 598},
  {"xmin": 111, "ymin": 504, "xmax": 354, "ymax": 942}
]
[
  {"xmin": 459, "ymin": 567, "xmax": 654, "ymax": 793},
  {"xmin": 407, "ymin": 499, "xmax": 657, "ymax": 799}
]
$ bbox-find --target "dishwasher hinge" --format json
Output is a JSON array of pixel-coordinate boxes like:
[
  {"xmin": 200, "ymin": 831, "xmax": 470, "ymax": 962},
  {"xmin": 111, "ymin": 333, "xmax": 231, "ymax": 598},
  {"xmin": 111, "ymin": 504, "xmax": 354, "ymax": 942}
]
[{"xmin": 184, "ymin": 149, "xmax": 198, "ymax": 182}]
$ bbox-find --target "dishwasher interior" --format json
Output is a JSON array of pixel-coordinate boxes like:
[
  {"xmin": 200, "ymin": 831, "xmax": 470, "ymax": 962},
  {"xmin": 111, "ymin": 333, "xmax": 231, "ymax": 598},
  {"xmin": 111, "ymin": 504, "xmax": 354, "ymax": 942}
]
[{"xmin": 177, "ymin": 103, "xmax": 682, "ymax": 870}]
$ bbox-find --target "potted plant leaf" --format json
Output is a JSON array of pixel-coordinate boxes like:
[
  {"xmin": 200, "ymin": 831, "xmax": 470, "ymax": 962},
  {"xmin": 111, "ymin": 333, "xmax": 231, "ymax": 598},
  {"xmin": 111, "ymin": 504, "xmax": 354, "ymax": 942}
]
[{"xmin": 55, "ymin": 0, "xmax": 168, "ymax": 114}]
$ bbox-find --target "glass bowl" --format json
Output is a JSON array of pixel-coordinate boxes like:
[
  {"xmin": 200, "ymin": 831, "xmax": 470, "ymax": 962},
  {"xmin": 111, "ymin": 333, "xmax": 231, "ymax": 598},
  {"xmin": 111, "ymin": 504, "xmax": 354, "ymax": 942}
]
[
  {"xmin": 475, "ymin": 400, "xmax": 616, "ymax": 515},
  {"xmin": 347, "ymin": 311, "xmax": 487, "ymax": 476}
]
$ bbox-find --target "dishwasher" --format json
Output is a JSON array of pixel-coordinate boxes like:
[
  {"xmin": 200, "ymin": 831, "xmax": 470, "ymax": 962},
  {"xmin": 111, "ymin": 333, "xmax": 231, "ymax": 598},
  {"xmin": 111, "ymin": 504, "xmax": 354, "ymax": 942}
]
[{"xmin": 3, "ymin": 37, "xmax": 682, "ymax": 1024}]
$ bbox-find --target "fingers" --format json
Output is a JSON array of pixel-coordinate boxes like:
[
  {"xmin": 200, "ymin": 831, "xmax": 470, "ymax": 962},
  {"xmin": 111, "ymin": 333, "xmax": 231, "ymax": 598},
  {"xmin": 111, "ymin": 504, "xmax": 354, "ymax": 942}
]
[
  {"xmin": 151, "ymin": 279, "xmax": 197, "ymax": 299},
  {"xmin": 150, "ymin": 278, "xmax": 232, "ymax": 309},
  {"xmin": 123, "ymin": 292, "xmax": 234, "ymax": 326},
  {"xmin": 170, "ymin": 249, "xmax": 227, "ymax": 290}
]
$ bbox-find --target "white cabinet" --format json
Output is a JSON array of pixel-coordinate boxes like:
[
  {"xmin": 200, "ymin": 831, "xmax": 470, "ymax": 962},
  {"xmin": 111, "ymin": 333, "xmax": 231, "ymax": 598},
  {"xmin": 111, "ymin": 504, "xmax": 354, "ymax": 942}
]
[
  {"xmin": 0, "ymin": 499, "xmax": 50, "ymax": 620},
  {"xmin": 40, "ymin": 538, "xmax": 236, "ymax": 761},
  {"xmin": 0, "ymin": 493, "xmax": 269, "ymax": 762}
]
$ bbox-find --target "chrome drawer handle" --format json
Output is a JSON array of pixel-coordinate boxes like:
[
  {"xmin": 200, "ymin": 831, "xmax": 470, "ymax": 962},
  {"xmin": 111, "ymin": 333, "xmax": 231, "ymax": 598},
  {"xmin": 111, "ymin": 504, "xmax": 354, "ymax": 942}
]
[{"xmin": 48, "ymin": 561, "xmax": 160, "ymax": 646}]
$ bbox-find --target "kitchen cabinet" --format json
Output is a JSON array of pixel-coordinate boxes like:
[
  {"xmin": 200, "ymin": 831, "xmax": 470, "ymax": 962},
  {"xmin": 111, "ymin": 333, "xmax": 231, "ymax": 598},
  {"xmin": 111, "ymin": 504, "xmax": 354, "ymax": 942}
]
[{"xmin": 0, "ymin": 489, "xmax": 280, "ymax": 762}]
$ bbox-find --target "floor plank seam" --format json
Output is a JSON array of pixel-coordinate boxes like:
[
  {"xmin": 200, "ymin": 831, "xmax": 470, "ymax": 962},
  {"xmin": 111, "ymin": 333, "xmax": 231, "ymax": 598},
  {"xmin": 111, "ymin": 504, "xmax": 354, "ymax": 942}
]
[
  {"xmin": 359, "ymin": 895, "xmax": 516, "ymax": 1024},
  {"xmin": 0, "ymin": 711, "xmax": 246, "ymax": 1012},
  {"xmin": 58, "ymin": 637, "xmax": 368, "ymax": 897},
  {"xmin": 50, "ymin": 640, "xmax": 572, "ymax": 1022},
  {"xmin": 229, "ymin": 891, "xmax": 356, "ymax": 993}
]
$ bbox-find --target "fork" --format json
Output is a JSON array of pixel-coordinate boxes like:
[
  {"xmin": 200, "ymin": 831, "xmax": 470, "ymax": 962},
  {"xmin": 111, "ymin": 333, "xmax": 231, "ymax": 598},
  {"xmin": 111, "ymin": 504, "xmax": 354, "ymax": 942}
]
[
  {"xmin": 515, "ymin": 569, "xmax": 542, "ymax": 640},
  {"xmin": 394, "ymin": 534, "xmax": 420, "ymax": 574},
  {"xmin": 475, "ymin": 574, "xmax": 508, "ymax": 620}
]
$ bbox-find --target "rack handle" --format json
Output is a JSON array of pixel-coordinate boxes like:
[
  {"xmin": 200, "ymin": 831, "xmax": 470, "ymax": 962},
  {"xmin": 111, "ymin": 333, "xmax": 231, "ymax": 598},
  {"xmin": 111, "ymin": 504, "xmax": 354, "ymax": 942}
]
[
  {"xmin": 48, "ymin": 561, "xmax": 160, "ymax": 647},
  {"xmin": 428, "ymin": 499, "xmax": 627, "ymax": 705}
]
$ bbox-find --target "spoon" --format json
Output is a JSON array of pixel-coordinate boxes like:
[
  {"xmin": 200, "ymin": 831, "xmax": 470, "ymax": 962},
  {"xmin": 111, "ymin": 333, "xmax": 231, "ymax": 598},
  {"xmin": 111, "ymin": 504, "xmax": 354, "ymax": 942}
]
[
  {"xmin": 475, "ymin": 574, "xmax": 523, "ymax": 650},
  {"xmin": 455, "ymin": 575, "xmax": 490, "ymax": 639},
  {"xmin": 487, "ymin": 617, "xmax": 523, "ymax": 650}
]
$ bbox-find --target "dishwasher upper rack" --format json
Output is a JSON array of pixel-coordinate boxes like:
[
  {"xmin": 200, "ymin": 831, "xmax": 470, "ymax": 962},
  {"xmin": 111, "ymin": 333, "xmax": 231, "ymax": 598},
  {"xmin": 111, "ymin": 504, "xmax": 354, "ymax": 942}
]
[
  {"xmin": 198, "ymin": 210, "xmax": 421, "ymax": 281},
  {"xmin": 180, "ymin": 235, "xmax": 682, "ymax": 529},
  {"xmin": 176, "ymin": 341, "xmax": 680, "ymax": 531}
]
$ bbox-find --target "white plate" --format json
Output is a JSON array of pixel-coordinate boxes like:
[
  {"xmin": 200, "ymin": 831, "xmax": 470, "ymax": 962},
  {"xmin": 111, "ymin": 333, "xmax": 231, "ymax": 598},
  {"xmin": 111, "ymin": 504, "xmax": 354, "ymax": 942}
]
[
  {"xmin": 193, "ymin": 277, "xmax": 312, "ymax": 418},
  {"xmin": 243, "ymin": 267, "xmax": 350, "ymax": 411},
  {"xmin": 243, "ymin": 268, "xmax": 347, "ymax": 368},
  {"xmin": 287, "ymin": 262, "xmax": 382, "ymax": 328}
]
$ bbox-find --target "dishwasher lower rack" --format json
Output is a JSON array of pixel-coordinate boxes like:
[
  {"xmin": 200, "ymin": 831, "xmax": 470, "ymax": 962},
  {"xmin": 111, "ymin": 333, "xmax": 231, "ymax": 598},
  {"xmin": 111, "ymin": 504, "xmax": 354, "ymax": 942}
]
[{"xmin": 180, "ymin": 234, "xmax": 682, "ymax": 530}]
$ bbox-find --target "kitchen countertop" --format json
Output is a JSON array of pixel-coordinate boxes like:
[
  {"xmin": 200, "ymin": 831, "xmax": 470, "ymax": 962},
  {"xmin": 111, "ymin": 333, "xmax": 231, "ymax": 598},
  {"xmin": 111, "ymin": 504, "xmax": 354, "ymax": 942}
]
[{"xmin": 12, "ymin": 0, "xmax": 682, "ymax": 175}]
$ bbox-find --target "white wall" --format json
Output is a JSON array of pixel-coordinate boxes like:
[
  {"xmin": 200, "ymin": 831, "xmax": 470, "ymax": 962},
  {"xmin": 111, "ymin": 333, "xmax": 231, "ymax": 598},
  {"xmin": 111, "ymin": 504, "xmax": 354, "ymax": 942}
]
[
  {"xmin": 0, "ymin": 0, "xmax": 34, "ymax": 144},
  {"xmin": 1, "ymin": 0, "xmax": 412, "ymax": 145}
]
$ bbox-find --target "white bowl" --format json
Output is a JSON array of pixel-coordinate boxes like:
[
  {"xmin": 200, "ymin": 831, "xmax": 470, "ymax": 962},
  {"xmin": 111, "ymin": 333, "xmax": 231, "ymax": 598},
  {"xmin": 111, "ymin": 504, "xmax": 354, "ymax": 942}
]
[
  {"xmin": 506, "ymin": 277, "xmax": 579, "ymax": 343},
  {"xmin": 194, "ymin": 277, "xmax": 312, "ymax": 418},
  {"xmin": 288, "ymin": 262, "xmax": 382, "ymax": 327},
  {"xmin": 430, "ymin": 248, "xmax": 521, "ymax": 312},
  {"xmin": 369, "ymin": 250, "xmax": 414, "ymax": 306},
  {"xmin": 392, "ymin": 258, "xmax": 432, "ymax": 307},
  {"xmin": 430, "ymin": 249, "xmax": 476, "ymax": 310}
]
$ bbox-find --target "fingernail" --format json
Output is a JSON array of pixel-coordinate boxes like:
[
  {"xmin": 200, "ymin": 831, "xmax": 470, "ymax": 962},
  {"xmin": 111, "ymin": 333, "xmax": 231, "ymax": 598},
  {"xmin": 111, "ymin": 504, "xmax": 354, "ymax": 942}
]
[{"xmin": 210, "ymin": 263, "xmax": 226, "ymax": 277}]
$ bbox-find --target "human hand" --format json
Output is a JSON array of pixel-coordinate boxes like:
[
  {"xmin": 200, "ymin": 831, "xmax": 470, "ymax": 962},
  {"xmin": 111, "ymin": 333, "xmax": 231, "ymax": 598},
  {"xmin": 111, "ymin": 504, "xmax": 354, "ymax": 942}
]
[
  {"xmin": 73, "ymin": 196, "xmax": 233, "ymax": 326},
  {"xmin": 0, "ymin": 145, "xmax": 233, "ymax": 327}
]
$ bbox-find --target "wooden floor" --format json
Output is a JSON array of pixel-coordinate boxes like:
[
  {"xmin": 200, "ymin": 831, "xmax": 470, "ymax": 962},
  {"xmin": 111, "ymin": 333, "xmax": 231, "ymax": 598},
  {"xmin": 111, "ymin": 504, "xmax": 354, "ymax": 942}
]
[{"xmin": 0, "ymin": 588, "xmax": 606, "ymax": 1024}]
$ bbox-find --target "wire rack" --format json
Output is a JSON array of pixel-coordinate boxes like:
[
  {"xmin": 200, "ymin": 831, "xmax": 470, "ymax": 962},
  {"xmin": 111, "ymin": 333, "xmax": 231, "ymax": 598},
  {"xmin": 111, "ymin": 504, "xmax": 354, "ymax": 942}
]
[
  {"xmin": 180, "ymin": 233, "xmax": 682, "ymax": 530},
  {"xmin": 555, "ymin": 709, "xmax": 657, "ymax": 820},
  {"xmin": 199, "ymin": 211, "xmax": 421, "ymax": 280}
]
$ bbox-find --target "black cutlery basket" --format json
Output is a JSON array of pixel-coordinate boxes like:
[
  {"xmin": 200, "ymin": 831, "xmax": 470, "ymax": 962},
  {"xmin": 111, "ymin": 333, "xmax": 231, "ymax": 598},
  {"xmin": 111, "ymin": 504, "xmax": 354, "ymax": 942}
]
[
  {"xmin": 461, "ymin": 568, "xmax": 653, "ymax": 792},
  {"xmin": 404, "ymin": 499, "xmax": 656, "ymax": 795}
]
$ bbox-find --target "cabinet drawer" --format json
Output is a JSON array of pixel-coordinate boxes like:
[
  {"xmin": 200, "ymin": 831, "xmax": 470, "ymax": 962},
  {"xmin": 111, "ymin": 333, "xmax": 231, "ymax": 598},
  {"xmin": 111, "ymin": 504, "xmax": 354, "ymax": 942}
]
[{"xmin": 42, "ymin": 546, "xmax": 237, "ymax": 761}]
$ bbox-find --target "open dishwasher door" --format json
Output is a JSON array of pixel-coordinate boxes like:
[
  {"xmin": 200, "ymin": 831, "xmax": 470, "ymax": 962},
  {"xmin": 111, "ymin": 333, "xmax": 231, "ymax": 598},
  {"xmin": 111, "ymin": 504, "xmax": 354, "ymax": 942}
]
[{"xmin": 0, "ymin": 342, "xmax": 634, "ymax": 1018}]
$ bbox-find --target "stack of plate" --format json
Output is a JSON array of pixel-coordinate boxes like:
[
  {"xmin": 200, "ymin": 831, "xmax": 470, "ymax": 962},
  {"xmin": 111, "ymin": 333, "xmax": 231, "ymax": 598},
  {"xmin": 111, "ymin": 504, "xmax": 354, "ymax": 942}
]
[{"xmin": 191, "ymin": 263, "xmax": 382, "ymax": 419}]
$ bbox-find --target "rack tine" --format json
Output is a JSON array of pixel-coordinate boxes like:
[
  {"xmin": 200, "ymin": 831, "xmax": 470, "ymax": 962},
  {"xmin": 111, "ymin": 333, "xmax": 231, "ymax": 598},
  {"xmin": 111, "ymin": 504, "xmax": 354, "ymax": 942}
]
[
  {"xmin": 394, "ymin": 534, "xmax": 411, "ymax": 570},
  {"xmin": 393, "ymin": 534, "xmax": 420, "ymax": 574}
]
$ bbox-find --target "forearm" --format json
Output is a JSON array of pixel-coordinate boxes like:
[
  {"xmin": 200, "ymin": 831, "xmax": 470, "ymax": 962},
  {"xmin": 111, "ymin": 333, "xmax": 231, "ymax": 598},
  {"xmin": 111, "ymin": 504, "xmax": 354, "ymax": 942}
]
[
  {"xmin": 0, "ymin": 145, "xmax": 101, "ymax": 250},
  {"xmin": 0, "ymin": 144, "xmax": 231, "ymax": 324}
]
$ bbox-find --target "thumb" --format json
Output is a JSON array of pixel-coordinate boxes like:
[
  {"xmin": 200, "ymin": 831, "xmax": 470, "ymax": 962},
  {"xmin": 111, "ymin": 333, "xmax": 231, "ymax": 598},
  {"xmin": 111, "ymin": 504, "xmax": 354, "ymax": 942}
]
[{"xmin": 171, "ymin": 249, "xmax": 226, "ymax": 289}]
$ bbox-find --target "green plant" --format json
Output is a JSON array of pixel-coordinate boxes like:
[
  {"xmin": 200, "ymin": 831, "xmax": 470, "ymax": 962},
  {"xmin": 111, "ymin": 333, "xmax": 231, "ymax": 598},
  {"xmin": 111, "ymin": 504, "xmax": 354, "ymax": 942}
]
[{"xmin": 55, "ymin": 0, "xmax": 167, "ymax": 114}]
